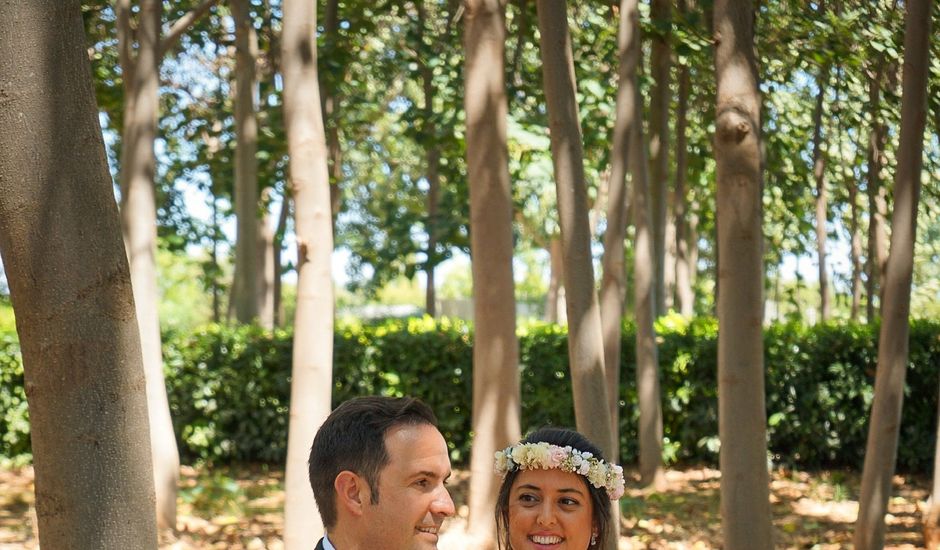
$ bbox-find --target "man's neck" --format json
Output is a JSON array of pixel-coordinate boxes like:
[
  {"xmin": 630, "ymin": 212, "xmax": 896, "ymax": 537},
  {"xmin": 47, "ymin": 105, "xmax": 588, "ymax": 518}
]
[{"xmin": 325, "ymin": 527, "xmax": 363, "ymax": 550}]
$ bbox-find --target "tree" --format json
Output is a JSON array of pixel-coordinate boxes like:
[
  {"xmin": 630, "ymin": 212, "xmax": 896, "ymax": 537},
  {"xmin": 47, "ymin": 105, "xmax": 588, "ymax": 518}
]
[
  {"xmin": 232, "ymin": 0, "xmax": 261, "ymax": 324},
  {"xmin": 0, "ymin": 1, "xmax": 158, "ymax": 546},
  {"xmin": 115, "ymin": 0, "xmax": 221, "ymax": 531},
  {"xmin": 621, "ymin": 0, "xmax": 665, "ymax": 489},
  {"xmin": 281, "ymin": 0, "xmax": 335, "ymax": 545},
  {"xmin": 463, "ymin": 1, "xmax": 522, "ymax": 546},
  {"xmin": 649, "ymin": 0, "xmax": 673, "ymax": 316},
  {"xmin": 713, "ymin": 0, "xmax": 773, "ymax": 547},
  {"xmin": 853, "ymin": 0, "xmax": 933, "ymax": 547},
  {"xmin": 811, "ymin": 56, "xmax": 832, "ymax": 321},
  {"xmin": 536, "ymin": 0, "xmax": 615, "ymax": 520},
  {"xmin": 673, "ymin": 0, "xmax": 695, "ymax": 319}
]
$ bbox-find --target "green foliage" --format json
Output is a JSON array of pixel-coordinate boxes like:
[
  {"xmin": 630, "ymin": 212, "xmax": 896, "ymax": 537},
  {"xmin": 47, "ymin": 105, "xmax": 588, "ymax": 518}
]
[{"xmin": 1, "ymin": 319, "xmax": 940, "ymax": 473}]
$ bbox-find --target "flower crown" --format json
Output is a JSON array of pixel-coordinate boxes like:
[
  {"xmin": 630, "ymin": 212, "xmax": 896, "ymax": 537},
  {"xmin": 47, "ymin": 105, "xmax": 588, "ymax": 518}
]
[{"xmin": 494, "ymin": 441, "xmax": 626, "ymax": 500}]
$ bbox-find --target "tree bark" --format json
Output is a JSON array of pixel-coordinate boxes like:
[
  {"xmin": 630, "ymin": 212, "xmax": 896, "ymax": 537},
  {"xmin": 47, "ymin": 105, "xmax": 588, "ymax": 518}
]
[
  {"xmin": 853, "ymin": 1, "xmax": 933, "ymax": 547},
  {"xmin": 544, "ymin": 236, "xmax": 565, "ymax": 323},
  {"xmin": 536, "ymin": 0, "xmax": 615, "ymax": 489},
  {"xmin": 713, "ymin": 1, "xmax": 773, "ymax": 547},
  {"xmin": 674, "ymin": 17, "xmax": 694, "ymax": 318},
  {"xmin": 115, "ymin": 0, "xmax": 180, "ymax": 531},
  {"xmin": 233, "ymin": 0, "xmax": 261, "ymax": 324},
  {"xmin": 258, "ymin": 188, "xmax": 276, "ymax": 329},
  {"xmin": 925, "ymin": 377, "xmax": 940, "ymax": 549},
  {"xmin": 811, "ymin": 62, "xmax": 832, "ymax": 322},
  {"xmin": 0, "ymin": 2, "xmax": 158, "ymax": 546},
  {"xmin": 463, "ymin": 2, "xmax": 522, "ymax": 547},
  {"xmin": 866, "ymin": 60, "xmax": 889, "ymax": 322},
  {"xmin": 281, "ymin": 0, "xmax": 335, "ymax": 546},
  {"xmin": 417, "ymin": 1, "xmax": 442, "ymax": 318},
  {"xmin": 649, "ymin": 0, "xmax": 672, "ymax": 317}
]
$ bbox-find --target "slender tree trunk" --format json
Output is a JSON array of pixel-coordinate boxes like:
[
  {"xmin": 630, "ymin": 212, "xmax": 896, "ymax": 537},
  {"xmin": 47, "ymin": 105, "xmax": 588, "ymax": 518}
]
[
  {"xmin": 544, "ymin": 236, "xmax": 565, "ymax": 323},
  {"xmin": 258, "ymin": 189, "xmax": 276, "ymax": 329},
  {"xmin": 713, "ymin": 1, "xmax": 773, "ymax": 547},
  {"xmin": 925, "ymin": 377, "xmax": 940, "ymax": 549},
  {"xmin": 320, "ymin": 0, "xmax": 343, "ymax": 219},
  {"xmin": 599, "ymin": 2, "xmax": 633, "ymax": 462},
  {"xmin": 674, "ymin": 27, "xmax": 694, "ymax": 318},
  {"xmin": 281, "ymin": 0, "xmax": 335, "ymax": 545},
  {"xmin": 0, "ymin": 3, "xmax": 158, "ymax": 546},
  {"xmin": 537, "ymin": 0, "xmax": 615, "ymax": 498},
  {"xmin": 618, "ymin": 0, "xmax": 666, "ymax": 490},
  {"xmin": 273, "ymin": 192, "xmax": 291, "ymax": 327},
  {"xmin": 464, "ymin": 2, "xmax": 522, "ymax": 546},
  {"xmin": 811, "ymin": 62, "xmax": 832, "ymax": 322},
  {"xmin": 854, "ymin": 1, "xmax": 933, "ymax": 547},
  {"xmin": 649, "ymin": 0, "xmax": 672, "ymax": 317},
  {"xmin": 866, "ymin": 61, "xmax": 889, "ymax": 322},
  {"xmin": 115, "ymin": 0, "xmax": 180, "ymax": 531},
  {"xmin": 849, "ymin": 175, "xmax": 863, "ymax": 321},
  {"xmin": 233, "ymin": 0, "xmax": 261, "ymax": 324},
  {"xmin": 417, "ymin": 1, "xmax": 442, "ymax": 318}
]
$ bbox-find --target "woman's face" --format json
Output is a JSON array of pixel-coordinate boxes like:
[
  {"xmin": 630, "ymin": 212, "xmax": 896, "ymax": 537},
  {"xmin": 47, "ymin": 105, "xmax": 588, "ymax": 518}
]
[{"xmin": 507, "ymin": 468, "xmax": 596, "ymax": 550}]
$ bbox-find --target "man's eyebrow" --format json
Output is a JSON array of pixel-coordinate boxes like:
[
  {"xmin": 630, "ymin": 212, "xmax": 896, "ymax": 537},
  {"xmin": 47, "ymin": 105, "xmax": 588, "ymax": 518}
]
[{"xmin": 411, "ymin": 470, "xmax": 451, "ymax": 480}]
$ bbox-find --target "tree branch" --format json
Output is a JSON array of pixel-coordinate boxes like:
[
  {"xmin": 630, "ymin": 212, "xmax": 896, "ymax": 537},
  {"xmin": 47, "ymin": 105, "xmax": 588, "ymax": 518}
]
[{"xmin": 159, "ymin": 0, "xmax": 221, "ymax": 57}]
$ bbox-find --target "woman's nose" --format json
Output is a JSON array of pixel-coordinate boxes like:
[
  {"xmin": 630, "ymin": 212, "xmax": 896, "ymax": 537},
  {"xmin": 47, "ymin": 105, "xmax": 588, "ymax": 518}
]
[{"xmin": 536, "ymin": 502, "xmax": 557, "ymax": 526}]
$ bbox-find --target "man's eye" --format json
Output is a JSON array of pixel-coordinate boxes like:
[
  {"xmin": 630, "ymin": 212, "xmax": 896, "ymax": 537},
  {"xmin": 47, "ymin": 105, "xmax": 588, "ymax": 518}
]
[{"xmin": 415, "ymin": 479, "xmax": 429, "ymax": 487}]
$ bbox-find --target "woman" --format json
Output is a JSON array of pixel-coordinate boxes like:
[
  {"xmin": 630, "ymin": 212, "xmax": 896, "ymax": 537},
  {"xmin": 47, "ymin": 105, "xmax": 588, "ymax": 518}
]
[{"xmin": 494, "ymin": 427, "xmax": 625, "ymax": 549}]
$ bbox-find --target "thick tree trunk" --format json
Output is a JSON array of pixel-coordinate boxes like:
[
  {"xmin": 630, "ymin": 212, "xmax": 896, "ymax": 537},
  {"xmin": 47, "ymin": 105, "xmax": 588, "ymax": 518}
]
[
  {"xmin": 0, "ymin": 3, "xmax": 158, "ymax": 546},
  {"xmin": 115, "ymin": 0, "xmax": 180, "ymax": 532},
  {"xmin": 281, "ymin": 0, "xmax": 335, "ymax": 546},
  {"xmin": 925, "ymin": 378, "xmax": 940, "ymax": 549},
  {"xmin": 674, "ymin": 37, "xmax": 694, "ymax": 318},
  {"xmin": 713, "ymin": 1, "xmax": 773, "ymax": 547},
  {"xmin": 233, "ymin": 0, "xmax": 261, "ymax": 324},
  {"xmin": 866, "ymin": 62, "xmax": 889, "ymax": 322},
  {"xmin": 463, "ymin": 2, "xmax": 522, "ymax": 547},
  {"xmin": 649, "ymin": 0, "xmax": 672, "ymax": 317},
  {"xmin": 811, "ymin": 63, "xmax": 832, "ymax": 322},
  {"xmin": 853, "ymin": 1, "xmax": 933, "ymax": 547},
  {"xmin": 536, "ymin": 0, "xmax": 615, "ymax": 505}
]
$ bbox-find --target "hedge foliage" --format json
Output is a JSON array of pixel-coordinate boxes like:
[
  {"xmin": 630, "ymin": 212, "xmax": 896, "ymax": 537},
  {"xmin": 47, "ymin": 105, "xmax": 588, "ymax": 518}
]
[{"xmin": 1, "ymin": 318, "xmax": 939, "ymax": 472}]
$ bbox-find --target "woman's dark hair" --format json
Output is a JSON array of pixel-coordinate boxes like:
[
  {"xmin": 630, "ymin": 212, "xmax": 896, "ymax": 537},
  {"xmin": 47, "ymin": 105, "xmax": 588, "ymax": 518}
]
[{"xmin": 495, "ymin": 427, "xmax": 613, "ymax": 549}]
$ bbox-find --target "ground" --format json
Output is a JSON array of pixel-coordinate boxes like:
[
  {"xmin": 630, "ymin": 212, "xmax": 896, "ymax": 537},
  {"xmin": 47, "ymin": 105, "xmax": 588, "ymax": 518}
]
[{"xmin": 0, "ymin": 465, "xmax": 930, "ymax": 549}]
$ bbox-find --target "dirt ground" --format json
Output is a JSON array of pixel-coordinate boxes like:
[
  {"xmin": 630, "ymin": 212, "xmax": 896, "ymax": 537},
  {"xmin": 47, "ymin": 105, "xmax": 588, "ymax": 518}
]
[{"xmin": 0, "ymin": 465, "xmax": 930, "ymax": 549}]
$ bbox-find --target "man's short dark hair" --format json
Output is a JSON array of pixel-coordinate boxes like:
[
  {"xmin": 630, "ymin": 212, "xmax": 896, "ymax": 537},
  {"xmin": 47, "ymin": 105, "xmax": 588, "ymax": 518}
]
[{"xmin": 308, "ymin": 396, "xmax": 439, "ymax": 528}]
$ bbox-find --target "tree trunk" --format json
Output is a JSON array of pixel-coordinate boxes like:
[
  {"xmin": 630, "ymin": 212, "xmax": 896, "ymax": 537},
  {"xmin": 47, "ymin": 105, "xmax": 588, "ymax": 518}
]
[
  {"xmin": 713, "ymin": 1, "xmax": 773, "ymax": 547},
  {"xmin": 649, "ymin": 0, "xmax": 672, "ymax": 318},
  {"xmin": 281, "ymin": 0, "xmax": 335, "ymax": 546},
  {"xmin": 599, "ymin": 0, "xmax": 634, "ymax": 461},
  {"xmin": 417, "ymin": 1, "xmax": 442, "ymax": 318},
  {"xmin": 811, "ymin": 62, "xmax": 831, "ymax": 322},
  {"xmin": 853, "ymin": 1, "xmax": 933, "ymax": 547},
  {"xmin": 233, "ymin": 0, "xmax": 261, "ymax": 324},
  {"xmin": 115, "ymin": 0, "xmax": 180, "ymax": 532},
  {"xmin": 544, "ymin": 236, "xmax": 565, "ymax": 323},
  {"xmin": 320, "ymin": 0, "xmax": 344, "ymax": 219},
  {"xmin": 463, "ymin": 2, "xmax": 522, "ymax": 547},
  {"xmin": 674, "ymin": 28, "xmax": 694, "ymax": 318},
  {"xmin": 536, "ymin": 0, "xmax": 615, "ymax": 496},
  {"xmin": 0, "ymin": 3, "xmax": 158, "ymax": 546},
  {"xmin": 866, "ymin": 61, "xmax": 889, "ymax": 323},
  {"xmin": 273, "ymin": 192, "xmax": 291, "ymax": 327},
  {"xmin": 258, "ymin": 188, "xmax": 276, "ymax": 329},
  {"xmin": 924, "ymin": 377, "xmax": 940, "ymax": 549}
]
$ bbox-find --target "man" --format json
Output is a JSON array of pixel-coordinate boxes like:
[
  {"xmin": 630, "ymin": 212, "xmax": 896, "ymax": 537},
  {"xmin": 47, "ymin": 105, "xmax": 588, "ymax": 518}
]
[{"xmin": 309, "ymin": 396, "xmax": 456, "ymax": 550}]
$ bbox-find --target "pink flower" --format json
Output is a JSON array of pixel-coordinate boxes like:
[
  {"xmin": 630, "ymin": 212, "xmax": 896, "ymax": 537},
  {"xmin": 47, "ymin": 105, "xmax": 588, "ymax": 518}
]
[{"xmin": 548, "ymin": 446, "xmax": 567, "ymax": 468}]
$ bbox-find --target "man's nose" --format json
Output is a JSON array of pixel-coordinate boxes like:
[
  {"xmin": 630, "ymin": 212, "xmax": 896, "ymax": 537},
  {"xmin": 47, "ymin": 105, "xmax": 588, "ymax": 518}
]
[{"xmin": 431, "ymin": 485, "xmax": 456, "ymax": 517}]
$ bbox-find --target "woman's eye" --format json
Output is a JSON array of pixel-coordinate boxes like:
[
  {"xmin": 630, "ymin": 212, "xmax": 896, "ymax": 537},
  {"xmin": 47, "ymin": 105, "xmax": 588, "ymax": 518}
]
[
  {"xmin": 518, "ymin": 493, "xmax": 539, "ymax": 504},
  {"xmin": 560, "ymin": 497, "xmax": 580, "ymax": 506}
]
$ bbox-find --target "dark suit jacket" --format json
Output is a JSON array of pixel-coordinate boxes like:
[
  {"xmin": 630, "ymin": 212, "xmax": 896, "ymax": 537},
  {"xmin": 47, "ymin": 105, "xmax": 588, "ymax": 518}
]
[{"xmin": 315, "ymin": 539, "xmax": 325, "ymax": 550}]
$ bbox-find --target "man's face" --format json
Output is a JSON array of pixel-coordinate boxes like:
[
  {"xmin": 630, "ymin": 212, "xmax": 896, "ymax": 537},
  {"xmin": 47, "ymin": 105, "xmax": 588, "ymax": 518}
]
[{"xmin": 359, "ymin": 423, "xmax": 455, "ymax": 550}]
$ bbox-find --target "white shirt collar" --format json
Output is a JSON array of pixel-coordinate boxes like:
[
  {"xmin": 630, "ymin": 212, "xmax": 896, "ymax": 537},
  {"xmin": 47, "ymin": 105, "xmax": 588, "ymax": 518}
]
[{"xmin": 322, "ymin": 534, "xmax": 337, "ymax": 550}]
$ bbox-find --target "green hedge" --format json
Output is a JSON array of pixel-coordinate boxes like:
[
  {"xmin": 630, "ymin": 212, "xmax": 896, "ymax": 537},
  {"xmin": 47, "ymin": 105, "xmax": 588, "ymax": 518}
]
[{"xmin": 2, "ymin": 318, "xmax": 939, "ymax": 472}]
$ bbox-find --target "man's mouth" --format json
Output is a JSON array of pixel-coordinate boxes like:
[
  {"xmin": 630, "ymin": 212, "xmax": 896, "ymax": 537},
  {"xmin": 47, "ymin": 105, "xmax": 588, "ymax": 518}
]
[
  {"xmin": 416, "ymin": 526, "xmax": 439, "ymax": 536},
  {"xmin": 529, "ymin": 534, "xmax": 564, "ymax": 545}
]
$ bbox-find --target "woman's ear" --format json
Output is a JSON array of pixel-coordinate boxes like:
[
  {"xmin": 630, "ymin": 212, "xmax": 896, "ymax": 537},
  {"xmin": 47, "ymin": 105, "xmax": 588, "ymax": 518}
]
[{"xmin": 334, "ymin": 471, "xmax": 368, "ymax": 517}]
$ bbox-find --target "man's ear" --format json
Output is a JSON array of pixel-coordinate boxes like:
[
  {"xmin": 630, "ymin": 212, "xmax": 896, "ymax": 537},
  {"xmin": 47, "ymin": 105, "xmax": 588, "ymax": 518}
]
[{"xmin": 334, "ymin": 471, "xmax": 369, "ymax": 517}]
